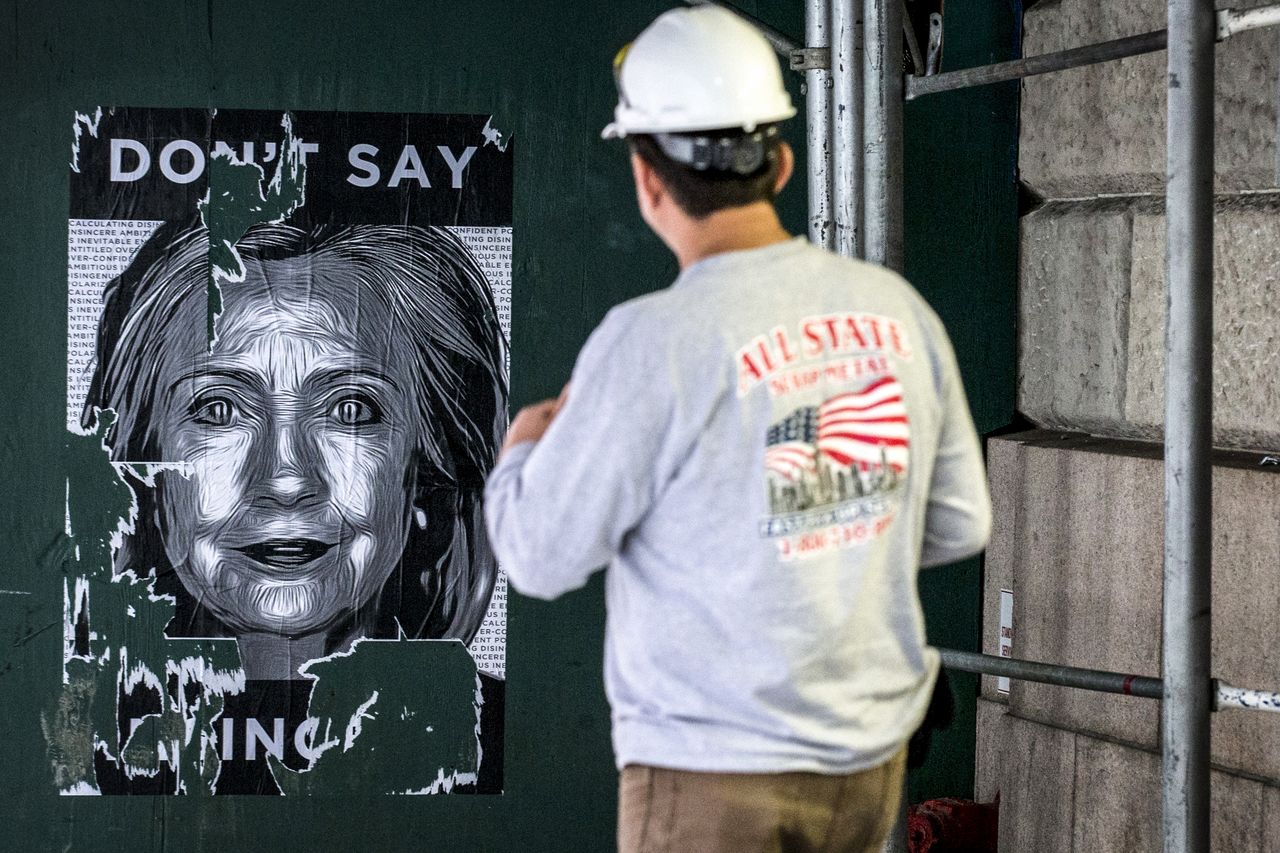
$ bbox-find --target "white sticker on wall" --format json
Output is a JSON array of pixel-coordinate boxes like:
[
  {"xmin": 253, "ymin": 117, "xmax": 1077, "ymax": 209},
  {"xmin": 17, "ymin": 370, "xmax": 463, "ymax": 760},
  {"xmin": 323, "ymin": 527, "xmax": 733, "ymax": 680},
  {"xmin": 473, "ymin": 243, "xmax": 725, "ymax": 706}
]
[{"xmin": 998, "ymin": 588, "xmax": 1014, "ymax": 694}]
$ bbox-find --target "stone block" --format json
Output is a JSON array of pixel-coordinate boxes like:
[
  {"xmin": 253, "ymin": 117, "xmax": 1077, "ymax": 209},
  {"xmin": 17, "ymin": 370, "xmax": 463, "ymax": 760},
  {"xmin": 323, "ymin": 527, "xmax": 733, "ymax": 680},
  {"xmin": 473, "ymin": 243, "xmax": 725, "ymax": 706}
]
[
  {"xmin": 1072, "ymin": 736, "xmax": 1266, "ymax": 853},
  {"xmin": 1020, "ymin": 0, "xmax": 1278, "ymax": 198},
  {"xmin": 1265, "ymin": 785, "xmax": 1280, "ymax": 853},
  {"xmin": 1072, "ymin": 736, "xmax": 1161, "ymax": 853},
  {"xmin": 1205, "ymin": 461, "xmax": 1280, "ymax": 779},
  {"xmin": 1123, "ymin": 202, "xmax": 1280, "ymax": 450},
  {"xmin": 997, "ymin": 433, "xmax": 1163, "ymax": 747},
  {"xmin": 980, "ymin": 442, "xmax": 1020, "ymax": 703},
  {"xmin": 984, "ymin": 431, "xmax": 1280, "ymax": 780},
  {"xmin": 979, "ymin": 711, "xmax": 1076, "ymax": 853},
  {"xmin": 1018, "ymin": 199, "xmax": 1280, "ymax": 451},
  {"xmin": 973, "ymin": 697, "xmax": 1007, "ymax": 801},
  {"xmin": 1018, "ymin": 203, "xmax": 1133, "ymax": 438},
  {"xmin": 1211, "ymin": 771, "xmax": 1266, "ymax": 853}
]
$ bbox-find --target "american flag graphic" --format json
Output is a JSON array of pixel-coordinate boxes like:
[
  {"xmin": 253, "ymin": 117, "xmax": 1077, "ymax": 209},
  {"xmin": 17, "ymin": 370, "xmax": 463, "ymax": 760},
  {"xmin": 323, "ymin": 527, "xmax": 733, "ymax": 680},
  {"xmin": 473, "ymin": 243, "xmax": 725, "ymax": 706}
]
[
  {"xmin": 764, "ymin": 375, "xmax": 910, "ymax": 480},
  {"xmin": 816, "ymin": 375, "xmax": 909, "ymax": 472},
  {"xmin": 764, "ymin": 408, "xmax": 818, "ymax": 481}
]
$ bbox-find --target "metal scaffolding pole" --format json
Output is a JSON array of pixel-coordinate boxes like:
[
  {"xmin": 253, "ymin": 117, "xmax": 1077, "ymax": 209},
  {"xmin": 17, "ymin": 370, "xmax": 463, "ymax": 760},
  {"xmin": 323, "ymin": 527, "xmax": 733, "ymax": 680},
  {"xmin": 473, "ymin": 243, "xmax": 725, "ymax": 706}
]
[
  {"xmin": 832, "ymin": 0, "xmax": 862, "ymax": 257},
  {"xmin": 862, "ymin": 0, "xmax": 903, "ymax": 270},
  {"xmin": 903, "ymin": 4, "xmax": 1280, "ymax": 101},
  {"xmin": 806, "ymin": 0, "xmax": 834, "ymax": 249},
  {"xmin": 938, "ymin": 649, "xmax": 1280, "ymax": 711},
  {"xmin": 940, "ymin": 649, "xmax": 1165, "ymax": 699},
  {"xmin": 906, "ymin": 29, "xmax": 1169, "ymax": 100},
  {"xmin": 1163, "ymin": 0, "xmax": 1215, "ymax": 849}
]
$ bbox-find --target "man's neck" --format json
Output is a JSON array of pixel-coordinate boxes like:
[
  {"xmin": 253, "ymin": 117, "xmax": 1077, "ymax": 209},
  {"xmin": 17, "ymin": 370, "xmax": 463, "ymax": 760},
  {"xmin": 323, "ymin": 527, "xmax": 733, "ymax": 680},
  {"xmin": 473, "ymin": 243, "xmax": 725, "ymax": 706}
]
[{"xmin": 670, "ymin": 202, "xmax": 793, "ymax": 270}]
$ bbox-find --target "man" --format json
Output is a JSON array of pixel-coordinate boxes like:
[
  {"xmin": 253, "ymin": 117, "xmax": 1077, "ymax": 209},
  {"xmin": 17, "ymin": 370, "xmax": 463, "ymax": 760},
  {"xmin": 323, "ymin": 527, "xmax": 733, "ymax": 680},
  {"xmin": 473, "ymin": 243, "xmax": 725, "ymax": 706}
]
[{"xmin": 484, "ymin": 6, "xmax": 991, "ymax": 852}]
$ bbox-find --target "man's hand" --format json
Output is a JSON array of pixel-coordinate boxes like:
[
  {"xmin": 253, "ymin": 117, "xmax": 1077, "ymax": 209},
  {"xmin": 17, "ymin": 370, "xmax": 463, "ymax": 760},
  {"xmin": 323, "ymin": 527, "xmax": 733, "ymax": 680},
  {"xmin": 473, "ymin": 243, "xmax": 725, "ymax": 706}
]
[{"xmin": 500, "ymin": 384, "xmax": 570, "ymax": 459}]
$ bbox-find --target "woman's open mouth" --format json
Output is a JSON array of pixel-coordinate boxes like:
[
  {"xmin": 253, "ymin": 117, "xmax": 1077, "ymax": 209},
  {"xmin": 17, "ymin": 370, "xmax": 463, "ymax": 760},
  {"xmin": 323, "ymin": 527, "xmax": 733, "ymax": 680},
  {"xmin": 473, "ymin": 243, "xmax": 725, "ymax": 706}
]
[{"xmin": 234, "ymin": 538, "xmax": 335, "ymax": 569}]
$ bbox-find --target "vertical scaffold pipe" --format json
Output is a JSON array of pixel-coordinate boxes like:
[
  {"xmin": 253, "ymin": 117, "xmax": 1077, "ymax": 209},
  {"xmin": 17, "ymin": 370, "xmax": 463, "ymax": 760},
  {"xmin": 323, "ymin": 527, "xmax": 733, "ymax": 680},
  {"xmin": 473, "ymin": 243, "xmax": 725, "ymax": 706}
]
[
  {"xmin": 1163, "ymin": 0, "xmax": 1215, "ymax": 850},
  {"xmin": 832, "ymin": 0, "xmax": 861, "ymax": 257},
  {"xmin": 863, "ymin": 0, "xmax": 904, "ymax": 270},
  {"xmin": 806, "ymin": 0, "xmax": 835, "ymax": 250}
]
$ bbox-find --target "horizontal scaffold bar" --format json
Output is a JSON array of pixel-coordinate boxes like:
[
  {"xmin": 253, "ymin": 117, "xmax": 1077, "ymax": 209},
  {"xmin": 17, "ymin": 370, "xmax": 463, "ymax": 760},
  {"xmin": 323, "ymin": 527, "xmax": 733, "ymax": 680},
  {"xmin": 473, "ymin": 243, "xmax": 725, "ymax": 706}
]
[
  {"xmin": 906, "ymin": 29, "xmax": 1167, "ymax": 100},
  {"xmin": 939, "ymin": 648, "xmax": 1164, "ymax": 699},
  {"xmin": 906, "ymin": 3, "xmax": 1280, "ymax": 100},
  {"xmin": 938, "ymin": 649, "xmax": 1280, "ymax": 714}
]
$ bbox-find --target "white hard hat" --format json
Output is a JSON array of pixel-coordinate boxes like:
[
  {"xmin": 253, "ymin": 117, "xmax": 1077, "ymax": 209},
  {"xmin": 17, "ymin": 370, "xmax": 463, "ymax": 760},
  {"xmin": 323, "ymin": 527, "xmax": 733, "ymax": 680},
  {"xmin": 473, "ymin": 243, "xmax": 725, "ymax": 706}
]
[{"xmin": 601, "ymin": 6, "xmax": 797, "ymax": 140}]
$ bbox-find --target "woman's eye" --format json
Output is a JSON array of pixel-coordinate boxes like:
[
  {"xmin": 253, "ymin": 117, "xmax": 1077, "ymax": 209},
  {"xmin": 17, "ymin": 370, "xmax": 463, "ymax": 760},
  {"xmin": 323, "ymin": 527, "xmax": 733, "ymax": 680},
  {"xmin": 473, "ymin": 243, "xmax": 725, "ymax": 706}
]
[
  {"xmin": 191, "ymin": 397, "xmax": 236, "ymax": 427},
  {"xmin": 330, "ymin": 395, "xmax": 381, "ymax": 426}
]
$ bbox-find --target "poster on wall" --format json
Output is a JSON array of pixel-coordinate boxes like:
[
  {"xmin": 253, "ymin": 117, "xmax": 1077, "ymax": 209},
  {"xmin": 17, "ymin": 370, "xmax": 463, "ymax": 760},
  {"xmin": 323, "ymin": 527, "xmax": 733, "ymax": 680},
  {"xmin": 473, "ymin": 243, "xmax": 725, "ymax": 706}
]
[{"xmin": 52, "ymin": 107, "xmax": 513, "ymax": 795}]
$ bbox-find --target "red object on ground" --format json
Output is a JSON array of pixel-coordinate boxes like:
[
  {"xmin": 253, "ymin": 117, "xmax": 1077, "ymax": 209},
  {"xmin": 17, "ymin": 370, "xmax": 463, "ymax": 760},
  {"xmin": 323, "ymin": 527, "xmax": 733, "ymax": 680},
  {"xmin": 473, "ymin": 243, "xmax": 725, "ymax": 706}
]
[{"xmin": 907, "ymin": 797, "xmax": 999, "ymax": 852}]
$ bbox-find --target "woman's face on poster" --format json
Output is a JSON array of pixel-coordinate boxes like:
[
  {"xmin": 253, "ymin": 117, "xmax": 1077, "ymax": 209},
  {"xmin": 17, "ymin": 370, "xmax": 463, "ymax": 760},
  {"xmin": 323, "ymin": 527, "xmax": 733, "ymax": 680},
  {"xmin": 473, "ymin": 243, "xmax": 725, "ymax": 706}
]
[{"xmin": 152, "ymin": 257, "xmax": 420, "ymax": 638}]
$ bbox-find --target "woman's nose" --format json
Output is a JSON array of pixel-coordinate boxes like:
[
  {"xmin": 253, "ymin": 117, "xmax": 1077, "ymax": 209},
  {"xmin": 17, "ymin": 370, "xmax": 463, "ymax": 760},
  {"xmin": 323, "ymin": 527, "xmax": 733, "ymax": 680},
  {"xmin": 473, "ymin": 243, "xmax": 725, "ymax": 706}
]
[{"xmin": 255, "ymin": 418, "xmax": 322, "ymax": 508}]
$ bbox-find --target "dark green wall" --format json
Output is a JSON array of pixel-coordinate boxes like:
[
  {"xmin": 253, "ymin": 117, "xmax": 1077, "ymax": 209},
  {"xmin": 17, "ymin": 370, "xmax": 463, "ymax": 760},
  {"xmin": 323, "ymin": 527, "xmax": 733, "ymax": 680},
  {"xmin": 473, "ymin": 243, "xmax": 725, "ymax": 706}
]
[
  {"xmin": 0, "ymin": 1, "xmax": 1016, "ymax": 849},
  {"xmin": 904, "ymin": 4, "xmax": 1020, "ymax": 802}
]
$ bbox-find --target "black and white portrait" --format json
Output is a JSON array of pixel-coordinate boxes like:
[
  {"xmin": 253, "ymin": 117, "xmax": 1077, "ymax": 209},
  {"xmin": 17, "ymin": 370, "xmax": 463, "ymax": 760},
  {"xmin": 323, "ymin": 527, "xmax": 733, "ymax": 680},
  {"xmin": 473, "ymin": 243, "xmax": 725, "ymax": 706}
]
[
  {"xmin": 85, "ymin": 221, "xmax": 507, "ymax": 673},
  {"xmin": 60, "ymin": 108, "xmax": 513, "ymax": 797}
]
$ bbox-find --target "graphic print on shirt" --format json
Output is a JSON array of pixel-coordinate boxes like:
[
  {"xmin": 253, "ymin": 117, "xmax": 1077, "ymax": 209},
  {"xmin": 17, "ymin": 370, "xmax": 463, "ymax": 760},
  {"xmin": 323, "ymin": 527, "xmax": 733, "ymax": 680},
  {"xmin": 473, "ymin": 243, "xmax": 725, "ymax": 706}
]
[{"xmin": 736, "ymin": 312, "xmax": 913, "ymax": 561}]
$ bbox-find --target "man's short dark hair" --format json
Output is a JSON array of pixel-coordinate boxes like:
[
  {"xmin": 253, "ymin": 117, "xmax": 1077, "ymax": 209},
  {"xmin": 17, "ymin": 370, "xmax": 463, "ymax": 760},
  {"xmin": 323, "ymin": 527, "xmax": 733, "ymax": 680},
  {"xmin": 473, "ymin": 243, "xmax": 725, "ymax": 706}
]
[{"xmin": 628, "ymin": 126, "xmax": 783, "ymax": 219}]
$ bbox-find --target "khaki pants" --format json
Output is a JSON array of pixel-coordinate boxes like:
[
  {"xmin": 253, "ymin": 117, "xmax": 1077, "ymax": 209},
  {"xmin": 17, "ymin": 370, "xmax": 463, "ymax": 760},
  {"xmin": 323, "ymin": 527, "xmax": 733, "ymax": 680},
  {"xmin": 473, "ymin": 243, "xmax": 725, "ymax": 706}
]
[{"xmin": 617, "ymin": 749, "xmax": 906, "ymax": 853}]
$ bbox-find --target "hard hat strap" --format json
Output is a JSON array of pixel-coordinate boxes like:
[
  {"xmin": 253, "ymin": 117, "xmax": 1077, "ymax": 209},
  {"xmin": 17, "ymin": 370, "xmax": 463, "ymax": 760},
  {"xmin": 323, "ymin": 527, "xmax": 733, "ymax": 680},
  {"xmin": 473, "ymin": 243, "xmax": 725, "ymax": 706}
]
[{"xmin": 654, "ymin": 126, "xmax": 779, "ymax": 175}]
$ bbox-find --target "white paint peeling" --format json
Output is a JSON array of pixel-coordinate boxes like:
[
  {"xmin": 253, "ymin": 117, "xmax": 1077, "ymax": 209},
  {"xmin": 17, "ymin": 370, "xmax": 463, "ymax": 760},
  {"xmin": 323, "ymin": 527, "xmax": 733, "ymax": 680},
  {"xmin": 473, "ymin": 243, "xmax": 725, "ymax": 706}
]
[
  {"xmin": 70, "ymin": 107, "xmax": 104, "ymax": 174},
  {"xmin": 60, "ymin": 781, "xmax": 102, "ymax": 796},
  {"xmin": 481, "ymin": 116, "xmax": 510, "ymax": 152},
  {"xmin": 63, "ymin": 575, "xmax": 94, "ymax": 675},
  {"xmin": 343, "ymin": 690, "xmax": 381, "ymax": 752},
  {"xmin": 118, "ymin": 646, "xmax": 165, "ymax": 702},
  {"xmin": 203, "ymin": 111, "xmax": 312, "ymax": 296},
  {"xmin": 1217, "ymin": 682, "xmax": 1280, "ymax": 713},
  {"xmin": 291, "ymin": 715, "xmax": 340, "ymax": 767},
  {"xmin": 61, "ymin": 579, "xmax": 72, "ymax": 685},
  {"xmin": 472, "ymin": 673, "xmax": 485, "ymax": 771},
  {"xmin": 169, "ymin": 654, "xmax": 246, "ymax": 702},
  {"xmin": 296, "ymin": 634, "xmax": 368, "ymax": 678},
  {"xmin": 105, "ymin": 460, "xmax": 190, "ymax": 560},
  {"xmin": 201, "ymin": 726, "xmax": 221, "ymax": 790},
  {"xmin": 397, "ymin": 764, "xmax": 478, "ymax": 795},
  {"xmin": 266, "ymin": 112, "xmax": 312, "ymax": 217},
  {"xmin": 203, "ymin": 142, "xmax": 258, "ymax": 289}
]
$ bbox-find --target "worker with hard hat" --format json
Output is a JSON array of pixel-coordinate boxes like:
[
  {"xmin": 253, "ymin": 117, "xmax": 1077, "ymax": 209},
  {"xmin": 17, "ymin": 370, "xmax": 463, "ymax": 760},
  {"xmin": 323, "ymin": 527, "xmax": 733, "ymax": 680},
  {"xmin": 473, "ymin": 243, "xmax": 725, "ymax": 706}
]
[{"xmin": 484, "ymin": 6, "xmax": 991, "ymax": 852}]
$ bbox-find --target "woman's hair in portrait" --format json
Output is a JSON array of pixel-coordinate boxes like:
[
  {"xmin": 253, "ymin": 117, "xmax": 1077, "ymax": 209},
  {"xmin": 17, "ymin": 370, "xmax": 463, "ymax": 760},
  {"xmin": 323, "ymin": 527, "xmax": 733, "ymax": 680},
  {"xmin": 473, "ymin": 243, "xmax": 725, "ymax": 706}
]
[{"xmin": 84, "ymin": 219, "xmax": 509, "ymax": 647}]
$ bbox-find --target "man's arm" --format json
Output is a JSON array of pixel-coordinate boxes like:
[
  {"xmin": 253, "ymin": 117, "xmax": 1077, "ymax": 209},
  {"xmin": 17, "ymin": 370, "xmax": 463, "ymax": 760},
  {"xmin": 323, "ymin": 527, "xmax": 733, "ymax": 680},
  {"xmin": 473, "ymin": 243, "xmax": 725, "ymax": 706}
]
[
  {"xmin": 920, "ymin": 322, "xmax": 992, "ymax": 568},
  {"xmin": 484, "ymin": 309, "xmax": 672, "ymax": 599}
]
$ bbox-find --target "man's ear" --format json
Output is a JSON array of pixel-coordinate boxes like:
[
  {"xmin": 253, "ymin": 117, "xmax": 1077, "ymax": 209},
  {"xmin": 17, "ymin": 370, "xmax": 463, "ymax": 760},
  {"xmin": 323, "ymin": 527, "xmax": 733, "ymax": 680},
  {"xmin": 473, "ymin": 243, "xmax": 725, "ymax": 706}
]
[
  {"xmin": 773, "ymin": 142, "xmax": 795, "ymax": 195},
  {"xmin": 631, "ymin": 151, "xmax": 665, "ymax": 217}
]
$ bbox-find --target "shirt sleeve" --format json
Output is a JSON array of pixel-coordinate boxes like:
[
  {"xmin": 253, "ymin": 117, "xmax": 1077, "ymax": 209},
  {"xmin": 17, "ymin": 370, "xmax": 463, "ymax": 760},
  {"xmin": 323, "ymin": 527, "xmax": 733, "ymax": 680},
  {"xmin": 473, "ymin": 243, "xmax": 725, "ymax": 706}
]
[
  {"xmin": 483, "ymin": 306, "xmax": 675, "ymax": 600},
  {"xmin": 919, "ymin": 314, "xmax": 993, "ymax": 568}
]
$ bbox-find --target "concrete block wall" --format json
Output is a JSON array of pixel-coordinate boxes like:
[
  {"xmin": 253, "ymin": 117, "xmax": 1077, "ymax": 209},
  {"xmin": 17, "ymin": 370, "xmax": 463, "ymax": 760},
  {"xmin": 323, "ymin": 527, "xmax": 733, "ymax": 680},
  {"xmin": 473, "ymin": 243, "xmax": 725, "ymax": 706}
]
[
  {"xmin": 977, "ymin": 699, "xmax": 1280, "ymax": 853},
  {"xmin": 1016, "ymin": 0, "xmax": 1280, "ymax": 451},
  {"xmin": 1020, "ymin": 197, "xmax": 1280, "ymax": 450},
  {"xmin": 979, "ymin": 0, "xmax": 1280, "ymax": 848},
  {"xmin": 978, "ymin": 435, "xmax": 1280, "ymax": 852},
  {"xmin": 981, "ymin": 434, "xmax": 1280, "ymax": 770},
  {"xmin": 1020, "ymin": 3, "xmax": 1278, "ymax": 198}
]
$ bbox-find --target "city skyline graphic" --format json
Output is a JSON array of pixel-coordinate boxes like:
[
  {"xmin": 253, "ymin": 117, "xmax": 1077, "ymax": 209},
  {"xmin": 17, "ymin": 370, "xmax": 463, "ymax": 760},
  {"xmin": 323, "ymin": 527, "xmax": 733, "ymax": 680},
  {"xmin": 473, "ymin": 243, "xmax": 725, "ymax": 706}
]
[{"xmin": 764, "ymin": 375, "xmax": 910, "ymax": 515}]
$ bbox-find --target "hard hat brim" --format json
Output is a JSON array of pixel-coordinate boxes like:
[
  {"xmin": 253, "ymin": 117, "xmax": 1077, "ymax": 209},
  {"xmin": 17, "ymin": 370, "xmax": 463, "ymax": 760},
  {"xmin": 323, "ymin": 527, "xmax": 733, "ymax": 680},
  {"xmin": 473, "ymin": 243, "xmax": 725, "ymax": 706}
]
[{"xmin": 600, "ymin": 105, "xmax": 797, "ymax": 142}]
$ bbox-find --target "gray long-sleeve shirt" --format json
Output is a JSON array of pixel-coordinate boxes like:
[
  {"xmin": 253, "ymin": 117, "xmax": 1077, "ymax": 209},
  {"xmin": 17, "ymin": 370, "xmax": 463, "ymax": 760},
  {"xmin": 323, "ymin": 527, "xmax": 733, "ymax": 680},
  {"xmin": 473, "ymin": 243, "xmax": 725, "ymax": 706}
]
[{"xmin": 485, "ymin": 237, "xmax": 991, "ymax": 773}]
